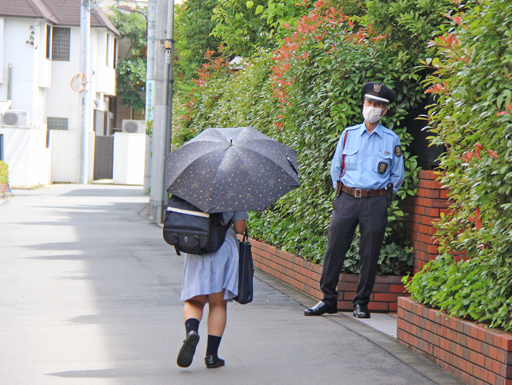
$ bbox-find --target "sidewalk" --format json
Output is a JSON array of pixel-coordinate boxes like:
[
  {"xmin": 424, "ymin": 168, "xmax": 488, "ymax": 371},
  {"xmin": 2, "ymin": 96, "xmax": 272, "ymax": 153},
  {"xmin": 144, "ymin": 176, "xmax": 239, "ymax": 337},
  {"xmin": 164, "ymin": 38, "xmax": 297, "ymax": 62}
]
[{"xmin": 0, "ymin": 185, "xmax": 464, "ymax": 385}]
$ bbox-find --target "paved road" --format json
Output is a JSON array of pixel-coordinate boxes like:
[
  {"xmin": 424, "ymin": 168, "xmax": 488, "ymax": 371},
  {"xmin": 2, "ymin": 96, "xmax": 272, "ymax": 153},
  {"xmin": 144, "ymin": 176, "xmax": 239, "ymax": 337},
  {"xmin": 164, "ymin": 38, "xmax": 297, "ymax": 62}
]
[{"xmin": 0, "ymin": 185, "xmax": 463, "ymax": 385}]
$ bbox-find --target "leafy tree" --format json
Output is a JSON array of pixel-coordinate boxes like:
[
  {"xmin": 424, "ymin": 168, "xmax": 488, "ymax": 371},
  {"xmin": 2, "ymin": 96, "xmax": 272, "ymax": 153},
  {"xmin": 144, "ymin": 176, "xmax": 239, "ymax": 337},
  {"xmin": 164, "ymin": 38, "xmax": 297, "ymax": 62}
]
[
  {"xmin": 174, "ymin": 0, "xmax": 222, "ymax": 82},
  {"xmin": 252, "ymin": 0, "xmax": 310, "ymax": 41},
  {"xmin": 365, "ymin": 0, "xmax": 452, "ymax": 54},
  {"xmin": 329, "ymin": 0, "xmax": 366, "ymax": 17},
  {"xmin": 109, "ymin": 8, "xmax": 147, "ymax": 112},
  {"xmin": 405, "ymin": 0, "xmax": 512, "ymax": 330},
  {"xmin": 211, "ymin": 0, "xmax": 277, "ymax": 55}
]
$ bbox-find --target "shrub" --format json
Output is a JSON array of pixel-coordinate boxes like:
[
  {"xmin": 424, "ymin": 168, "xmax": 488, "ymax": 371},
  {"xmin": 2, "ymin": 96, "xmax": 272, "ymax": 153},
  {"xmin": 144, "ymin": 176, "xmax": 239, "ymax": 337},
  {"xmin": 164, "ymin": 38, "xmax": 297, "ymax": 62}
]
[
  {"xmin": 405, "ymin": 0, "xmax": 512, "ymax": 330},
  {"xmin": 171, "ymin": 0, "xmax": 457, "ymax": 276},
  {"xmin": 0, "ymin": 161, "xmax": 8, "ymax": 184}
]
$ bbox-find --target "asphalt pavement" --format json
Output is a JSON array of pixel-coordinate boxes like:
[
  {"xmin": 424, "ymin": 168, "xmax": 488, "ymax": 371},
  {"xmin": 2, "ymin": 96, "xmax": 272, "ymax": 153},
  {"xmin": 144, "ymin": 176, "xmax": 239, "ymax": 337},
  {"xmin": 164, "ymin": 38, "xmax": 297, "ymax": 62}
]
[{"xmin": 0, "ymin": 185, "xmax": 464, "ymax": 385}]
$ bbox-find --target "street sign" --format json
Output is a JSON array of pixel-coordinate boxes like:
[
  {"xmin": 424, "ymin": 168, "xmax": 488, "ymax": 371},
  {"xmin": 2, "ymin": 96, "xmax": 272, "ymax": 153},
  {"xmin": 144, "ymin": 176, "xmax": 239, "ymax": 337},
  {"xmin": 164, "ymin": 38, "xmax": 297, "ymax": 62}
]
[{"xmin": 145, "ymin": 79, "xmax": 155, "ymax": 122}]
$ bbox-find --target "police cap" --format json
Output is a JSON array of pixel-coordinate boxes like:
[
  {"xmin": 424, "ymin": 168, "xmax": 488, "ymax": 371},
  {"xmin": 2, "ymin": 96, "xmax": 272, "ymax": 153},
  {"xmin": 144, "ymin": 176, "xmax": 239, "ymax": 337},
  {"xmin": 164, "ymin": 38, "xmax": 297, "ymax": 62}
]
[{"xmin": 362, "ymin": 82, "xmax": 396, "ymax": 104}]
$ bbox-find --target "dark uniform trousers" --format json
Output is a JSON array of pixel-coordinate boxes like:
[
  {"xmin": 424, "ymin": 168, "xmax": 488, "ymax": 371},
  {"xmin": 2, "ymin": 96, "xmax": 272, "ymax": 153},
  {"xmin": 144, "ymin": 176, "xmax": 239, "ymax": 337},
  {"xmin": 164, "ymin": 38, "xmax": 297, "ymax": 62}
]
[{"xmin": 320, "ymin": 192, "xmax": 388, "ymax": 309}]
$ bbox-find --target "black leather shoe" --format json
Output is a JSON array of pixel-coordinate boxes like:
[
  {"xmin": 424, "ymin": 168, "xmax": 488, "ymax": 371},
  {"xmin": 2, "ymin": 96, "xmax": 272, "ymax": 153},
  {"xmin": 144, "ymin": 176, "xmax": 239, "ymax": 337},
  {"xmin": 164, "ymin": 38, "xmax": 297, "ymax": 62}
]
[
  {"xmin": 205, "ymin": 355, "xmax": 225, "ymax": 369},
  {"xmin": 353, "ymin": 304, "xmax": 371, "ymax": 318},
  {"xmin": 304, "ymin": 301, "xmax": 338, "ymax": 316},
  {"xmin": 177, "ymin": 330, "xmax": 199, "ymax": 368}
]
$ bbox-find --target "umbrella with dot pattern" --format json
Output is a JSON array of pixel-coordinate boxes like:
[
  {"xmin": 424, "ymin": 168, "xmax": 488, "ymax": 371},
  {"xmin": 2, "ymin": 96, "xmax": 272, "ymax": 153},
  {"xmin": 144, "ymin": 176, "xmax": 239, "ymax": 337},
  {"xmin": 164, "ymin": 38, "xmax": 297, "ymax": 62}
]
[{"xmin": 165, "ymin": 127, "xmax": 300, "ymax": 213}]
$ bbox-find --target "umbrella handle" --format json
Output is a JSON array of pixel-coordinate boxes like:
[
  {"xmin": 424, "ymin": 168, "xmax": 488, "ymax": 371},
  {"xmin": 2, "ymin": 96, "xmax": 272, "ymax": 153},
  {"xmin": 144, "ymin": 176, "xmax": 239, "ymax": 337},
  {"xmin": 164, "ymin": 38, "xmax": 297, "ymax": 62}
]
[{"xmin": 286, "ymin": 156, "xmax": 298, "ymax": 175}]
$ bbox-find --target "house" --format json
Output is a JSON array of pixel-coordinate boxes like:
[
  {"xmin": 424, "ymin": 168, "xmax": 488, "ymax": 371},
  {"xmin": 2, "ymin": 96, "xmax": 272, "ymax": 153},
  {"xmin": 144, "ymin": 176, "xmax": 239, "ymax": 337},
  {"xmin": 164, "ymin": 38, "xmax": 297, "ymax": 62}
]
[{"xmin": 0, "ymin": 0, "xmax": 121, "ymax": 187}]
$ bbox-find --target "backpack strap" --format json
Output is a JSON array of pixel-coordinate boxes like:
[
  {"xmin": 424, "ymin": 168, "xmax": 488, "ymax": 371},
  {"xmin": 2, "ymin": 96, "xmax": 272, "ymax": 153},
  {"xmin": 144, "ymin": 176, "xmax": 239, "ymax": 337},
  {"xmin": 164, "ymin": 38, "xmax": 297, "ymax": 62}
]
[{"xmin": 339, "ymin": 130, "xmax": 349, "ymax": 179}]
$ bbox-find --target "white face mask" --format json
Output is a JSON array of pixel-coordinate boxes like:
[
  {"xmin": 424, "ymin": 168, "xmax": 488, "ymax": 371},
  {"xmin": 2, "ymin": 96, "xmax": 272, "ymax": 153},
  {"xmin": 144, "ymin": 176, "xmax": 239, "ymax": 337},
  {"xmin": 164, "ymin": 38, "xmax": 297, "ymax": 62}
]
[{"xmin": 362, "ymin": 106, "xmax": 384, "ymax": 123}]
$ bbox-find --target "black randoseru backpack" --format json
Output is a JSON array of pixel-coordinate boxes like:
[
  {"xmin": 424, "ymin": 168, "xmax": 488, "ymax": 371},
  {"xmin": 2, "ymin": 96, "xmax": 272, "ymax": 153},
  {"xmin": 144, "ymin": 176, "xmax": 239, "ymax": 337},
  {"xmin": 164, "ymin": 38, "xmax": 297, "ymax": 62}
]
[{"xmin": 163, "ymin": 195, "xmax": 232, "ymax": 256}]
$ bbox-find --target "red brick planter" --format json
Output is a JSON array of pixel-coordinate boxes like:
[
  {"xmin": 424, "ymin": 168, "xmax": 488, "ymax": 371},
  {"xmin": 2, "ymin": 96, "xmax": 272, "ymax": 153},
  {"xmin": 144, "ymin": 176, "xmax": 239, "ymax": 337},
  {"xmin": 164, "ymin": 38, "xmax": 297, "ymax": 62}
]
[
  {"xmin": 0, "ymin": 183, "xmax": 9, "ymax": 193},
  {"xmin": 249, "ymin": 237, "xmax": 405, "ymax": 312},
  {"xmin": 398, "ymin": 297, "xmax": 512, "ymax": 385},
  {"xmin": 401, "ymin": 170, "xmax": 450, "ymax": 273}
]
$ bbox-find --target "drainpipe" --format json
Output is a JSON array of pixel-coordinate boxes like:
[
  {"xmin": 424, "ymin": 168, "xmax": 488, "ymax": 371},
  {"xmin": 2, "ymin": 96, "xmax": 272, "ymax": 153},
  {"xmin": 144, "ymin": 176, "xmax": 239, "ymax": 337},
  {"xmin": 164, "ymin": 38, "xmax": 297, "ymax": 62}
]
[{"xmin": 7, "ymin": 64, "xmax": 13, "ymax": 100}]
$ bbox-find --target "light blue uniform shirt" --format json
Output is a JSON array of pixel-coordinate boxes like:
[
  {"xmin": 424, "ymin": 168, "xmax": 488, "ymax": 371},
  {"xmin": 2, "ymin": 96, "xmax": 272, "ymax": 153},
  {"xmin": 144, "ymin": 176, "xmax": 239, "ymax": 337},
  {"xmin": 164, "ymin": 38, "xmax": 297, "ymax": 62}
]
[{"xmin": 330, "ymin": 122, "xmax": 405, "ymax": 194}]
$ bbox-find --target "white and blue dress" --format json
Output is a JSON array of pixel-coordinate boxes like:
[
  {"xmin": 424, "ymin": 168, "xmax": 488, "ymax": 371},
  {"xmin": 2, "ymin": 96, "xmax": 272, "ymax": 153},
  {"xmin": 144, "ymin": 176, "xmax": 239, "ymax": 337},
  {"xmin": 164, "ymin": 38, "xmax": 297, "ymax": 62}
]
[{"xmin": 180, "ymin": 211, "xmax": 249, "ymax": 301}]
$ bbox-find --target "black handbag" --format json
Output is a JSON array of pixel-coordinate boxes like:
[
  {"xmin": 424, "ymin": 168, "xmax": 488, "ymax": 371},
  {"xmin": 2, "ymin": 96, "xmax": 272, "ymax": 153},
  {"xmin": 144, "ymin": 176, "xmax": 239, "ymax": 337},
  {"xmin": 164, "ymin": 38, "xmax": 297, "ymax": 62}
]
[{"xmin": 234, "ymin": 230, "xmax": 254, "ymax": 304}]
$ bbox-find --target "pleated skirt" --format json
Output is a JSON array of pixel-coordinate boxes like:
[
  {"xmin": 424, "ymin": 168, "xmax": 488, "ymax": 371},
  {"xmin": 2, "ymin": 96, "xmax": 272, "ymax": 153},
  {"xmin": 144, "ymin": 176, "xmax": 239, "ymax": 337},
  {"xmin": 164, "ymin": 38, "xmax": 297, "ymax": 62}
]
[{"xmin": 180, "ymin": 227, "xmax": 239, "ymax": 301}]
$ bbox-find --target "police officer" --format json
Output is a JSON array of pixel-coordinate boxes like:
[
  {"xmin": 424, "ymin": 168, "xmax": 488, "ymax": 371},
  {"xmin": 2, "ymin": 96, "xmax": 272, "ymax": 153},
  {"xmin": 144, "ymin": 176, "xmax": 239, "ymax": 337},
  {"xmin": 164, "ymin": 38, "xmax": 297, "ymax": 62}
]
[{"xmin": 304, "ymin": 82, "xmax": 405, "ymax": 318}]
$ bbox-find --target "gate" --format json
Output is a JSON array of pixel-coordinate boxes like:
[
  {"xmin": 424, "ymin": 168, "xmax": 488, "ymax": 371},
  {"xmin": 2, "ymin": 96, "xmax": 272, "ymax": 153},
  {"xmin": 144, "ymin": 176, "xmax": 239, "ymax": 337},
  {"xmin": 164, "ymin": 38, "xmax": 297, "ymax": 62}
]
[{"xmin": 94, "ymin": 136, "xmax": 114, "ymax": 180}]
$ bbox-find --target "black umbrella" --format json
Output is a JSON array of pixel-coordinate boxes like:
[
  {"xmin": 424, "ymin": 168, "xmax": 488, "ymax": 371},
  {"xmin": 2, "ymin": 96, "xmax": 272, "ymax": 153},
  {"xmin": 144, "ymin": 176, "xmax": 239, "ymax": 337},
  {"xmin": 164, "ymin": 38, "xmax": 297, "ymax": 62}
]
[{"xmin": 165, "ymin": 127, "xmax": 299, "ymax": 213}]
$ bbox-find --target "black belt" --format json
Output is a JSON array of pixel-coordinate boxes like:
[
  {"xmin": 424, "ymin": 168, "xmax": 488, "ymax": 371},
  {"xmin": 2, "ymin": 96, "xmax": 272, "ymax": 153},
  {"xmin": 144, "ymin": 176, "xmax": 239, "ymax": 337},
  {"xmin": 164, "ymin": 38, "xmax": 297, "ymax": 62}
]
[{"xmin": 340, "ymin": 185, "xmax": 387, "ymax": 198}]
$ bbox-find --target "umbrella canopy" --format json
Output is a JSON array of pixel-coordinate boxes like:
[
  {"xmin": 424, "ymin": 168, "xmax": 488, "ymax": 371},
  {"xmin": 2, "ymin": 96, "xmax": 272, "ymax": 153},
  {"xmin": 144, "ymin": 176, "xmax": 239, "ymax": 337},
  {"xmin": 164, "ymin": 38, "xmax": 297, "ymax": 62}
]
[{"xmin": 165, "ymin": 127, "xmax": 300, "ymax": 213}]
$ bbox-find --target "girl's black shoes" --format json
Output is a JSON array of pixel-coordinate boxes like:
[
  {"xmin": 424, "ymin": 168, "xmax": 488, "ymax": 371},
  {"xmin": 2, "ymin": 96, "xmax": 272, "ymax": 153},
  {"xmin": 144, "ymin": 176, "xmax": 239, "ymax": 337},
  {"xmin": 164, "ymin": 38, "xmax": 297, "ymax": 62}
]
[
  {"xmin": 177, "ymin": 330, "xmax": 199, "ymax": 368},
  {"xmin": 205, "ymin": 355, "xmax": 225, "ymax": 369}
]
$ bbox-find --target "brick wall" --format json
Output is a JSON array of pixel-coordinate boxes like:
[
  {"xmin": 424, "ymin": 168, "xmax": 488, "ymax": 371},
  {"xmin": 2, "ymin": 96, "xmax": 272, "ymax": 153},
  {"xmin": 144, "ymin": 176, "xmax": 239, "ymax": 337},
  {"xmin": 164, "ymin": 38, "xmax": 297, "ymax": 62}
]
[
  {"xmin": 249, "ymin": 237, "xmax": 405, "ymax": 312},
  {"xmin": 401, "ymin": 170, "xmax": 450, "ymax": 273},
  {"xmin": 398, "ymin": 297, "xmax": 512, "ymax": 385},
  {"xmin": 113, "ymin": 97, "xmax": 145, "ymax": 129}
]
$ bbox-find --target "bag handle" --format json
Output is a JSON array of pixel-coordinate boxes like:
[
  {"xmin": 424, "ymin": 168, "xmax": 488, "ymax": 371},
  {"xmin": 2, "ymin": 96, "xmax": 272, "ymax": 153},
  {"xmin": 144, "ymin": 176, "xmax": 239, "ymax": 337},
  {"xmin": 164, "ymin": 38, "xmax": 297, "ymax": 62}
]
[{"xmin": 242, "ymin": 229, "xmax": 249, "ymax": 243}]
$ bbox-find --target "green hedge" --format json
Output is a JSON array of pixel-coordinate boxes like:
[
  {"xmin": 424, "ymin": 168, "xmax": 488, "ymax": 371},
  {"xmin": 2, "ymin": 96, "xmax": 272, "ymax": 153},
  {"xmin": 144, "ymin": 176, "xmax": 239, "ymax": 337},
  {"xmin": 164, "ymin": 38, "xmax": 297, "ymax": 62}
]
[
  {"xmin": 171, "ymin": 1, "xmax": 457, "ymax": 276},
  {"xmin": 173, "ymin": 0, "xmax": 462, "ymax": 275},
  {"xmin": 0, "ymin": 161, "xmax": 8, "ymax": 184},
  {"xmin": 405, "ymin": 0, "xmax": 512, "ymax": 330}
]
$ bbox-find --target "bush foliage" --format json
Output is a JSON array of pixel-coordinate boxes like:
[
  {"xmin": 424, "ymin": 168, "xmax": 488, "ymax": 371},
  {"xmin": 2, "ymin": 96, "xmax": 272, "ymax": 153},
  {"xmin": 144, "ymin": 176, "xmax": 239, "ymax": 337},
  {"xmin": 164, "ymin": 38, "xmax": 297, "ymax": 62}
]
[
  {"xmin": 0, "ymin": 161, "xmax": 8, "ymax": 184},
  {"xmin": 405, "ymin": 0, "xmax": 512, "ymax": 330},
  {"xmin": 170, "ymin": 0, "xmax": 465, "ymax": 275}
]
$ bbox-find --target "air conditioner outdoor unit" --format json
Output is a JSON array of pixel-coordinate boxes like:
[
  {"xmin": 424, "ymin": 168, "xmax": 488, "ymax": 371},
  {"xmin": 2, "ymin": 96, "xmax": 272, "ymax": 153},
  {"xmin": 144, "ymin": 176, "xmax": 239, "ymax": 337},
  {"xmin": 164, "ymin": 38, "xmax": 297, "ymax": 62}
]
[
  {"xmin": 121, "ymin": 119, "xmax": 145, "ymax": 134},
  {"xmin": 2, "ymin": 110, "xmax": 29, "ymax": 127}
]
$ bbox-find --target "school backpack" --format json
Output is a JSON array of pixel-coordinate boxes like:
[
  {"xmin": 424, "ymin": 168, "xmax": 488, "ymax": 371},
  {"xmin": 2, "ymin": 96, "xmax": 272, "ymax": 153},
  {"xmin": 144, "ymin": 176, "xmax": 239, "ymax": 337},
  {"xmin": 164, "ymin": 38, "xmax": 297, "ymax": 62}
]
[{"xmin": 163, "ymin": 195, "xmax": 232, "ymax": 256}]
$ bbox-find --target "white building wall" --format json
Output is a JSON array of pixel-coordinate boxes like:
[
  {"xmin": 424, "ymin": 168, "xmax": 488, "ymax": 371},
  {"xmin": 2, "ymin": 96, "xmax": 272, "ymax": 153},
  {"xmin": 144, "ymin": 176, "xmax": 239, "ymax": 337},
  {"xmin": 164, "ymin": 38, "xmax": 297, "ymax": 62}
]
[
  {"xmin": 95, "ymin": 30, "xmax": 116, "ymax": 96},
  {"xmin": 0, "ymin": 126, "xmax": 50, "ymax": 187},
  {"xmin": 45, "ymin": 26, "xmax": 83, "ymax": 132},
  {"xmin": 50, "ymin": 130, "xmax": 77, "ymax": 182},
  {"xmin": 0, "ymin": 18, "xmax": 37, "ymax": 118},
  {"xmin": 50, "ymin": 130, "xmax": 95, "ymax": 183},
  {"xmin": 38, "ymin": 23, "xmax": 52, "ymax": 89},
  {"xmin": 0, "ymin": 18, "xmax": 4, "ymax": 84},
  {"xmin": 47, "ymin": 26, "xmax": 93, "ymax": 183},
  {"xmin": 113, "ymin": 133, "xmax": 145, "ymax": 185}
]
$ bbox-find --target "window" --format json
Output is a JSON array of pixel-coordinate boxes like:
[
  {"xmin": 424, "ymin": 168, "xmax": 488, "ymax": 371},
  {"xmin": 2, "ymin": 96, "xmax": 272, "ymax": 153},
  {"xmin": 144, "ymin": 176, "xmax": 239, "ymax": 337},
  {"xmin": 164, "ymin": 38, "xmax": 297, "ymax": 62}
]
[
  {"xmin": 47, "ymin": 117, "xmax": 68, "ymax": 130},
  {"xmin": 51, "ymin": 27, "xmax": 70, "ymax": 61}
]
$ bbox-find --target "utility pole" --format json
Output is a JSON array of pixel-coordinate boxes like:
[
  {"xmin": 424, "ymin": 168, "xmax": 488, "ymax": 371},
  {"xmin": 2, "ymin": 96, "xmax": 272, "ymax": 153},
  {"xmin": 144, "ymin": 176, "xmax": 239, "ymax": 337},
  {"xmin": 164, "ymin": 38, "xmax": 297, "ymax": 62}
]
[
  {"xmin": 149, "ymin": 0, "xmax": 175, "ymax": 224},
  {"xmin": 78, "ymin": 0, "xmax": 91, "ymax": 184},
  {"xmin": 164, "ymin": 0, "xmax": 175, "ymax": 187},
  {"xmin": 143, "ymin": 0, "xmax": 157, "ymax": 192},
  {"xmin": 149, "ymin": 0, "xmax": 170, "ymax": 224}
]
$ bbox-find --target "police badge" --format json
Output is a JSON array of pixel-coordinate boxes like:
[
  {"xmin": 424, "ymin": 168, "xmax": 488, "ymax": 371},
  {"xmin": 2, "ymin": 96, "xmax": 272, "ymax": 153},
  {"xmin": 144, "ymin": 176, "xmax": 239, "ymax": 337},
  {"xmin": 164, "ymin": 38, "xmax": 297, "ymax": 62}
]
[
  {"xmin": 374, "ymin": 83, "xmax": 382, "ymax": 93},
  {"xmin": 378, "ymin": 162, "xmax": 388, "ymax": 174},
  {"xmin": 394, "ymin": 145, "xmax": 403, "ymax": 157}
]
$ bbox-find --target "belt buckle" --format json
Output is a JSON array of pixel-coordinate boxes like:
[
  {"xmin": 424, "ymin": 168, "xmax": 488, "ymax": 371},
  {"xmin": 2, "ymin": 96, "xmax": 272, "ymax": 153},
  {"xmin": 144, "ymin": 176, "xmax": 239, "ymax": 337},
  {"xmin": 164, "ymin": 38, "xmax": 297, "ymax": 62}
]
[{"xmin": 354, "ymin": 188, "xmax": 362, "ymax": 198}]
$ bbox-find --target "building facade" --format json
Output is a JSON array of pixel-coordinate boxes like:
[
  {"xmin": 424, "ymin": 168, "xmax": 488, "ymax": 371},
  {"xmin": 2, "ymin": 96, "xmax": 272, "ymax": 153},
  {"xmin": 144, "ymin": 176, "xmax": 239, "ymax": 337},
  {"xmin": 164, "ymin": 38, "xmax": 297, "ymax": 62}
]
[{"xmin": 0, "ymin": 0, "xmax": 120, "ymax": 187}]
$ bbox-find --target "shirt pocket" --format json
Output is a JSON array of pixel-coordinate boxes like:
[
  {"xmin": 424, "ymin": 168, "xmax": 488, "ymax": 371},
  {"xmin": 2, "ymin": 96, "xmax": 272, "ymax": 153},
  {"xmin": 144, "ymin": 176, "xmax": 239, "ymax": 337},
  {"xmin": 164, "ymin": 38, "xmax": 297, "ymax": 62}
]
[
  {"xmin": 343, "ymin": 148, "xmax": 359, "ymax": 170},
  {"xmin": 375, "ymin": 150, "xmax": 392, "ymax": 175}
]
